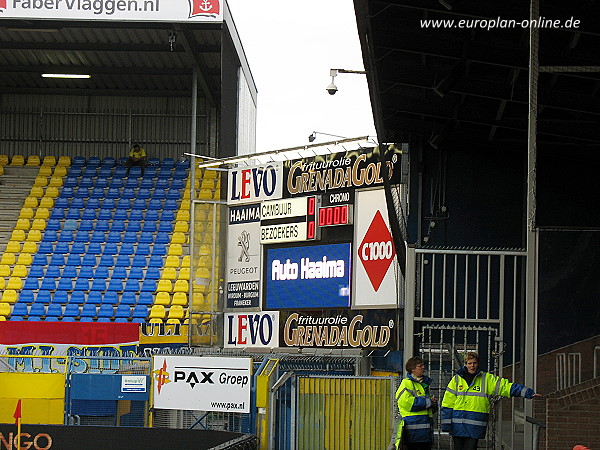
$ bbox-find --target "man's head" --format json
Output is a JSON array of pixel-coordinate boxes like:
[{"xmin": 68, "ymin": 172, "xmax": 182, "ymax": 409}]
[
  {"xmin": 464, "ymin": 351, "xmax": 479, "ymax": 374},
  {"xmin": 133, "ymin": 144, "xmax": 140, "ymax": 149}
]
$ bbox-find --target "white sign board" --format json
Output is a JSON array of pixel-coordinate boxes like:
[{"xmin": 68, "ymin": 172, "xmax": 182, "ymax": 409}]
[
  {"xmin": 224, "ymin": 311, "xmax": 280, "ymax": 349},
  {"xmin": 352, "ymin": 189, "xmax": 398, "ymax": 309},
  {"xmin": 227, "ymin": 162, "xmax": 283, "ymax": 205},
  {"xmin": 0, "ymin": 0, "xmax": 223, "ymax": 22},
  {"xmin": 152, "ymin": 356, "xmax": 251, "ymax": 413},
  {"xmin": 121, "ymin": 375, "xmax": 147, "ymax": 393}
]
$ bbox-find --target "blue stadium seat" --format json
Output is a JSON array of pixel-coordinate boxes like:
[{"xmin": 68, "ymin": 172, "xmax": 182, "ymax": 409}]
[
  {"xmin": 107, "ymin": 279, "xmax": 123, "ymax": 292},
  {"xmin": 91, "ymin": 278, "xmax": 107, "ymax": 291},
  {"xmin": 50, "ymin": 208, "xmax": 65, "ymax": 219},
  {"xmin": 111, "ymin": 220, "xmax": 126, "ymax": 232},
  {"xmin": 58, "ymin": 230, "xmax": 74, "ymax": 242},
  {"xmin": 129, "ymin": 209, "xmax": 144, "ymax": 221},
  {"xmin": 94, "ymin": 266, "xmax": 109, "ymax": 279},
  {"xmin": 88, "ymin": 292, "xmax": 103, "ymax": 305},
  {"xmin": 176, "ymin": 159, "xmax": 190, "ymax": 170},
  {"xmin": 131, "ymin": 318, "xmax": 145, "ymax": 324},
  {"xmin": 80, "ymin": 177, "xmax": 93, "ymax": 188},
  {"xmin": 72, "ymin": 156, "xmax": 85, "ymax": 167},
  {"xmin": 120, "ymin": 243, "xmax": 134, "ymax": 255},
  {"xmin": 75, "ymin": 187, "xmax": 90, "ymax": 198},
  {"xmin": 148, "ymin": 199, "xmax": 162, "ymax": 210},
  {"xmin": 97, "ymin": 317, "xmax": 111, "ymax": 323},
  {"xmin": 145, "ymin": 210, "xmax": 159, "ymax": 221},
  {"xmin": 99, "ymin": 254, "xmax": 115, "ymax": 267},
  {"xmin": 81, "ymin": 209, "xmax": 96, "ymax": 221},
  {"xmin": 173, "ymin": 169, "xmax": 188, "ymax": 179},
  {"xmin": 135, "ymin": 243, "xmax": 151, "ymax": 256},
  {"xmin": 33, "ymin": 254, "xmax": 48, "ymax": 265},
  {"xmin": 66, "ymin": 254, "xmax": 82, "ymax": 266},
  {"xmin": 40, "ymin": 277, "xmax": 56, "ymax": 291},
  {"xmin": 131, "ymin": 198, "xmax": 147, "ymax": 210},
  {"xmin": 115, "ymin": 304, "xmax": 132, "ymax": 318},
  {"xmin": 106, "ymin": 230, "xmax": 122, "ymax": 243},
  {"xmin": 79, "ymin": 220, "xmax": 94, "ymax": 231},
  {"xmin": 62, "ymin": 317, "xmax": 76, "ymax": 322},
  {"xmin": 79, "ymin": 266, "xmax": 94, "ymax": 278},
  {"xmin": 87, "ymin": 242, "xmax": 103, "ymax": 255},
  {"xmin": 73, "ymin": 278, "xmax": 90, "ymax": 291},
  {"xmin": 80, "ymin": 304, "xmax": 97, "ymax": 318},
  {"xmin": 164, "ymin": 199, "xmax": 178, "ymax": 210},
  {"xmin": 28, "ymin": 316, "xmax": 43, "ymax": 322},
  {"xmin": 125, "ymin": 177, "xmax": 139, "ymax": 188},
  {"xmin": 45, "ymin": 266, "xmax": 61, "ymax": 277},
  {"xmin": 148, "ymin": 255, "xmax": 163, "ymax": 267},
  {"xmin": 55, "ymin": 197, "xmax": 70, "ymax": 208},
  {"xmin": 54, "ymin": 242, "xmax": 70, "ymax": 254},
  {"xmin": 122, "ymin": 188, "xmax": 136, "ymax": 199},
  {"xmin": 53, "ymin": 291, "xmax": 68, "ymax": 304},
  {"xmin": 62, "ymin": 265, "xmax": 78, "ymax": 278},
  {"xmin": 137, "ymin": 188, "xmax": 151, "ymax": 199},
  {"xmin": 97, "ymin": 304, "xmax": 114, "ymax": 319},
  {"xmin": 155, "ymin": 178, "xmax": 169, "ymax": 189},
  {"xmin": 102, "ymin": 198, "xmax": 116, "ymax": 209},
  {"xmin": 129, "ymin": 166, "xmax": 142, "ymax": 177},
  {"xmin": 42, "ymin": 230, "xmax": 58, "ymax": 243},
  {"xmin": 114, "ymin": 166, "xmax": 127, "ymax": 178},
  {"xmin": 34, "ymin": 290, "xmax": 51, "ymax": 304},
  {"xmin": 145, "ymin": 267, "xmax": 161, "ymax": 280},
  {"xmin": 147, "ymin": 157, "xmax": 160, "ymax": 167},
  {"xmin": 38, "ymin": 241, "xmax": 54, "ymax": 254},
  {"xmin": 90, "ymin": 231, "xmax": 106, "ymax": 243},
  {"xmin": 46, "ymin": 303, "xmax": 62, "ymax": 318},
  {"xmin": 103, "ymin": 243, "xmax": 118, "ymax": 255},
  {"xmin": 140, "ymin": 279, "xmax": 157, "ymax": 292},
  {"xmin": 120, "ymin": 292, "xmax": 137, "ymax": 305},
  {"xmin": 124, "ymin": 278, "xmax": 140, "ymax": 292},
  {"xmin": 46, "ymin": 219, "xmax": 62, "ymax": 231},
  {"xmin": 95, "ymin": 177, "xmax": 109, "ymax": 188},
  {"xmin": 98, "ymin": 208, "xmax": 113, "ymax": 220},
  {"xmin": 142, "ymin": 221, "xmax": 158, "ymax": 232},
  {"xmin": 115, "ymin": 255, "xmax": 131, "ymax": 267},
  {"xmin": 152, "ymin": 188, "xmax": 166, "ymax": 199},
  {"xmin": 69, "ymin": 292, "xmax": 86, "ymax": 305},
  {"xmin": 138, "ymin": 292, "xmax": 154, "ymax": 305},
  {"xmin": 23, "ymin": 278, "xmax": 39, "ymax": 290},
  {"xmin": 63, "ymin": 177, "xmax": 78, "ymax": 188},
  {"xmin": 158, "ymin": 222, "xmax": 173, "ymax": 233},
  {"xmin": 131, "ymin": 305, "xmax": 149, "ymax": 319},
  {"xmin": 86, "ymin": 197, "xmax": 100, "ymax": 209},
  {"xmin": 112, "ymin": 267, "xmax": 127, "ymax": 279},
  {"xmin": 12, "ymin": 303, "xmax": 28, "ymax": 316},
  {"xmin": 160, "ymin": 210, "xmax": 176, "ymax": 222},
  {"xmin": 29, "ymin": 303, "xmax": 46, "ymax": 318},
  {"xmin": 128, "ymin": 267, "xmax": 144, "ymax": 279},
  {"xmin": 106, "ymin": 188, "xmax": 121, "ymax": 199},
  {"xmin": 50, "ymin": 254, "xmax": 65, "ymax": 266},
  {"xmin": 114, "ymin": 209, "xmax": 128, "ymax": 220},
  {"xmin": 166, "ymin": 188, "xmax": 182, "ymax": 200},
  {"xmin": 74, "ymin": 231, "xmax": 90, "ymax": 242},
  {"xmin": 87, "ymin": 156, "xmax": 101, "ymax": 166},
  {"xmin": 171, "ymin": 178, "xmax": 185, "ymax": 190},
  {"xmin": 98, "ymin": 168, "xmax": 112, "ymax": 178},
  {"xmin": 44, "ymin": 317, "xmax": 59, "ymax": 322},
  {"xmin": 162, "ymin": 158, "xmax": 175, "ymax": 169},
  {"xmin": 103, "ymin": 291, "xmax": 119, "ymax": 305},
  {"xmin": 71, "ymin": 242, "xmax": 86, "ymax": 255},
  {"xmin": 139, "ymin": 232, "xmax": 154, "ymax": 244},
  {"xmin": 157, "ymin": 168, "xmax": 172, "ymax": 179},
  {"xmin": 102, "ymin": 157, "xmax": 115, "ymax": 167},
  {"xmin": 60, "ymin": 187, "xmax": 75, "ymax": 198},
  {"xmin": 140, "ymin": 178, "xmax": 154, "ymax": 189},
  {"xmin": 131, "ymin": 255, "xmax": 147, "ymax": 267},
  {"xmin": 17, "ymin": 290, "xmax": 34, "ymax": 304},
  {"xmin": 123, "ymin": 231, "xmax": 138, "ymax": 243},
  {"xmin": 152, "ymin": 244, "xmax": 166, "ymax": 256},
  {"xmin": 155, "ymin": 232, "xmax": 170, "ymax": 244},
  {"xmin": 116, "ymin": 198, "xmax": 131, "ymax": 209},
  {"xmin": 109, "ymin": 177, "xmax": 124, "ymax": 188},
  {"xmin": 29, "ymin": 265, "xmax": 45, "ymax": 278},
  {"xmin": 95, "ymin": 220, "xmax": 110, "ymax": 231},
  {"xmin": 57, "ymin": 278, "xmax": 73, "ymax": 292}
]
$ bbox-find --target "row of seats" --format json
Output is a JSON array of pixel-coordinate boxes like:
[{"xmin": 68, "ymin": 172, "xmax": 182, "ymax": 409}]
[
  {"xmin": 69, "ymin": 156, "xmax": 188, "ymax": 169},
  {"xmin": 36, "ymin": 230, "xmax": 188, "ymax": 246},
  {"xmin": 50, "ymin": 204, "xmax": 183, "ymax": 220},
  {"xmin": 39, "ymin": 198, "xmax": 190, "ymax": 216},
  {"xmin": 18, "ymin": 277, "xmax": 189, "ymax": 294},
  {"xmin": 63, "ymin": 176, "xmax": 187, "ymax": 189},
  {"xmin": 58, "ymin": 188, "xmax": 184, "ymax": 202},
  {"xmin": 0, "ymin": 155, "xmax": 69, "ymax": 166}
]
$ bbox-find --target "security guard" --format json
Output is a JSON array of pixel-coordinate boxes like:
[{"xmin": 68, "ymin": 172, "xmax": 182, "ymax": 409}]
[
  {"xmin": 395, "ymin": 356, "xmax": 437, "ymax": 450},
  {"xmin": 441, "ymin": 351, "xmax": 541, "ymax": 450}
]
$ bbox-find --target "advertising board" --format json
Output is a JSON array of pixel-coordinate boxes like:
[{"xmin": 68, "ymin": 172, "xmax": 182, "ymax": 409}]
[
  {"xmin": 152, "ymin": 356, "xmax": 251, "ymax": 413},
  {"xmin": 223, "ymin": 311, "xmax": 279, "ymax": 349},
  {"xmin": 265, "ymin": 243, "xmax": 351, "ymax": 309},
  {"xmin": 227, "ymin": 162, "xmax": 283, "ymax": 205}
]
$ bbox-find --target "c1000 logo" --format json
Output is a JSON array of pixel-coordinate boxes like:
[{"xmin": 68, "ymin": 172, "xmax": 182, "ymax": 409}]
[
  {"xmin": 0, "ymin": 433, "xmax": 52, "ymax": 450},
  {"xmin": 360, "ymin": 241, "xmax": 394, "ymax": 261}
]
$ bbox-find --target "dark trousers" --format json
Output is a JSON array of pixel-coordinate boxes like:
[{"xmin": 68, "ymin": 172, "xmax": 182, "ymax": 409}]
[
  {"xmin": 125, "ymin": 158, "xmax": 146, "ymax": 174},
  {"xmin": 452, "ymin": 436, "xmax": 478, "ymax": 450},
  {"xmin": 406, "ymin": 443, "xmax": 432, "ymax": 450}
]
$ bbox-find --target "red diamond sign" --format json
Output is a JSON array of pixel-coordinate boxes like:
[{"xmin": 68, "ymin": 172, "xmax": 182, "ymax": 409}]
[{"xmin": 358, "ymin": 210, "xmax": 396, "ymax": 292}]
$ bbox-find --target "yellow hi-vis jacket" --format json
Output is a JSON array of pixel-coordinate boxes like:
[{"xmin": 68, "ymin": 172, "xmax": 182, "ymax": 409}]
[
  {"xmin": 441, "ymin": 367, "xmax": 535, "ymax": 439},
  {"xmin": 395, "ymin": 374, "xmax": 436, "ymax": 448}
]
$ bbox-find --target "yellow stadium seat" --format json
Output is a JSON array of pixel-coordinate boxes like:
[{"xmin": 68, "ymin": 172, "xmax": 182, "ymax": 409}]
[
  {"xmin": 192, "ymin": 292, "xmax": 205, "ymax": 308},
  {"xmin": 180, "ymin": 199, "xmax": 191, "ymax": 210},
  {"xmin": 0, "ymin": 166, "xmax": 3, "ymax": 176},
  {"xmin": 27, "ymin": 230, "xmax": 46, "ymax": 242},
  {"xmin": 155, "ymin": 292, "xmax": 171, "ymax": 305},
  {"xmin": 0, "ymin": 316, "xmax": 5, "ymax": 322},
  {"xmin": 34, "ymin": 176, "xmax": 48, "ymax": 187},
  {"xmin": 176, "ymin": 210, "xmax": 190, "ymax": 221},
  {"xmin": 172, "ymin": 292, "xmax": 187, "ymax": 306},
  {"xmin": 174, "ymin": 280, "xmax": 189, "ymax": 293},
  {"xmin": 168, "ymin": 244, "xmax": 183, "ymax": 256},
  {"xmin": 168, "ymin": 305, "xmax": 185, "ymax": 320},
  {"xmin": 0, "ymin": 302, "xmax": 10, "ymax": 317},
  {"xmin": 45, "ymin": 186, "xmax": 59, "ymax": 197},
  {"xmin": 10, "ymin": 230, "xmax": 25, "ymax": 241},
  {"xmin": 149, "ymin": 318, "xmax": 163, "ymax": 324},
  {"xmin": 182, "ymin": 255, "xmax": 190, "ymax": 268},
  {"xmin": 0, "ymin": 265, "xmax": 11, "ymax": 277},
  {"xmin": 195, "ymin": 267, "xmax": 211, "ymax": 279},
  {"xmin": 171, "ymin": 232, "xmax": 187, "ymax": 244},
  {"xmin": 5, "ymin": 241, "xmax": 21, "ymax": 253},
  {"xmin": 174, "ymin": 221, "xmax": 189, "ymax": 233},
  {"xmin": 1, "ymin": 290, "xmax": 17, "ymax": 304},
  {"xmin": 48, "ymin": 176, "xmax": 63, "ymax": 187},
  {"xmin": 16, "ymin": 253, "xmax": 32, "ymax": 266},
  {"xmin": 164, "ymin": 256, "xmax": 180, "ymax": 268},
  {"xmin": 42, "ymin": 156, "xmax": 57, "ymax": 166},
  {"xmin": 183, "ymin": 189, "xmax": 191, "ymax": 200},
  {"xmin": 0, "ymin": 253, "xmax": 16, "ymax": 265},
  {"xmin": 29, "ymin": 222, "xmax": 46, "ymax": 233},
  {"xmin": 12, "ymin": 264, "xmax": 28, "ymax": 278},
  {"xmin": 201, "ymin": 178, "xmax": 215, "ymax": 190},
  {"xmin": 197, "ymin": 255, "xmax": 211, "ymax": 268},
  {"xmin": 22, "ymin": 241, "xmax": 37, "ymax": 254},
  {"xmin": 53, "ymin": 165, "xmax": 67, "ymax": 177},
  {"xmin": 149, "ymin": 305, "xmax": 166, "ymax": 319},
  {"xmin": 157, "ymin": 280, "xmax": 173, "ymax": 293},
  {"xmin": 16, "ymin": 218, "xmax": 31, "ymax": 231},
  {"xmin": 57, "ymin": 156, "xmax": 71, "ymax": 166},
  {"xmin": 203, "ymin": 168, "xmax": 217, "ymax": 179},
  {"xmin": 166, "ymin": 318, "xmax": 181, "ymax": 325},
  {"xmin": 7, "ymin": 277, "xmax": 23, "ymax": 290},
  {"xmin": 197, "ymin": 245, "xmax": 212, "ymax": 256},
  {"xmin": 0, "ymin": 278, "xmax": 5, "ymax": 291},
  {"xmin": 10, "ymin": 155, "xmax": 25, "ymax": 166},
  {"xmin": 34, "ymin": 208, "xmax": 50, "ymax": 219},
  {"xmin": 37, "ymin": 165, "xmax": 52, "ymax": 177},
  {"xmin": 161, "ymin": 268, "xmax": 177, "ymax": 280},
  {"xmin": 205, "ymin": 292, "xmax": 217, "ymax": 308},
  {"xmin": 23, "ymin": 196, "xmax": 39, "ymax": 208},
  {"xmin": 26, "ymin": 155, "xmax": 41, "ymax": 166},
  {"xmin": 39, "ymin": 197, "xmax": 54, "ymax": 208},
  {"xmin": 0, "ymin": 155, "xmax": 8, "ymax": 165},
  {"xmin": 29, "ymin": 186, "xmax": 44, "ymax": 198},
  {"xmin": 178, "ymin": 268, "xmax": 190, "ymax": 280},
  {"xmin": 18, "ymin": 208, "xmax": 34, "ymax": 219}
]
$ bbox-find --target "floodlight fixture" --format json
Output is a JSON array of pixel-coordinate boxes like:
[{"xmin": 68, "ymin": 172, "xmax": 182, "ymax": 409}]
[{"xmin": 42, "ymin": 73, "xmax": 91, "ymax": 79}]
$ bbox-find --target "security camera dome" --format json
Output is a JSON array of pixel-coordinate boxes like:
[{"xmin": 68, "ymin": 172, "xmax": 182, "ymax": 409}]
[{"xmin": 326, "ymin": 83, "xmax": 338, "ymax": 95}]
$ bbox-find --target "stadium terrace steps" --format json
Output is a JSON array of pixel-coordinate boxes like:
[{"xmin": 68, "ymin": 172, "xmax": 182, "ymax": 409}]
[{"xmin": 0, "ymin": 166, "xmax": 38, "ymax": 249}]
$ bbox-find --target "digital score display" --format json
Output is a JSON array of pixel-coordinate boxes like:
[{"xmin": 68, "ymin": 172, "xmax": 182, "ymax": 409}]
[
  {"xmin": 260, "ymin": 196, "xmax": 319, "ymax": 244},
  {"xmin": 318, "ymin": 204, "xmax": 353, "ymax": 227}
]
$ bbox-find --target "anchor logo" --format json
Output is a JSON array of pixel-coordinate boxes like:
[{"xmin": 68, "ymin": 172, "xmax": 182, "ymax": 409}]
[
  {"xmin": 0, "ymin": 0, "xmax": 6, "ymax": 12},
  {"xmin": 189, "ymin": 0, "xmax": 220, "ymax": 18},
  {"xmin": 238, "ymin": 230, "xmax": 250, "ymax": 263}
]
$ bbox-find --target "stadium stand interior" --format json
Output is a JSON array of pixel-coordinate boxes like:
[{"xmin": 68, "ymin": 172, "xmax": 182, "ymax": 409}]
[{"xmin": 0, "ymin": 154, "xmax": 221, "ymax": 324}]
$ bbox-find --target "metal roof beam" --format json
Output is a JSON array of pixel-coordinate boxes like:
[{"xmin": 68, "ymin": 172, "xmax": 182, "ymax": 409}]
[{"xmin": 0, "ymin": 41, "xmax": 219, "ymax": 53}]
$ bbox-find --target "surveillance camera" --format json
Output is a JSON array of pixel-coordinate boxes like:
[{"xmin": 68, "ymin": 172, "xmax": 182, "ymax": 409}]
[{"xmin": 326, "ymin": 83, "xmax": 338, "ymax": 95}]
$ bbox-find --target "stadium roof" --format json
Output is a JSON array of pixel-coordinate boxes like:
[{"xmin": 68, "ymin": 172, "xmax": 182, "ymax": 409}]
[{"xmin": 353, "ymin": 0, "xmax": 600, "ymax": 150}]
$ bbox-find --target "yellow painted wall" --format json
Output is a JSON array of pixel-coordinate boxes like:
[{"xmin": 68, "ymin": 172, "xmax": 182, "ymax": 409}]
[{"xmin": 0, "ymin": 373, "xmax": 65, "ymax": 424}]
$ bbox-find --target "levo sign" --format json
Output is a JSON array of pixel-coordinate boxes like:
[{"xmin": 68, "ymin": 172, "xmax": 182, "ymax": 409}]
[
  {"xmin": 228, "ymin": 162, "xmax": 283, "ymax": 205},
  {"xmin": 224, "ymin": 312, "xmax": 279, "ymax": 349}
]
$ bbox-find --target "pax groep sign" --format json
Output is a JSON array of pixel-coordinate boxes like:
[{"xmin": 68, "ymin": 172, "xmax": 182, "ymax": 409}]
[
  {"xmin": 228, "ymin": 162, "xmax": 283, "ymax": 205},
  {"xmin": 152, "ymin": 356, "xmax": 251, "ymax": 413},
  {"xmin": 0, "ymin": 0, "xmax": 223, "ymax": 21}
]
